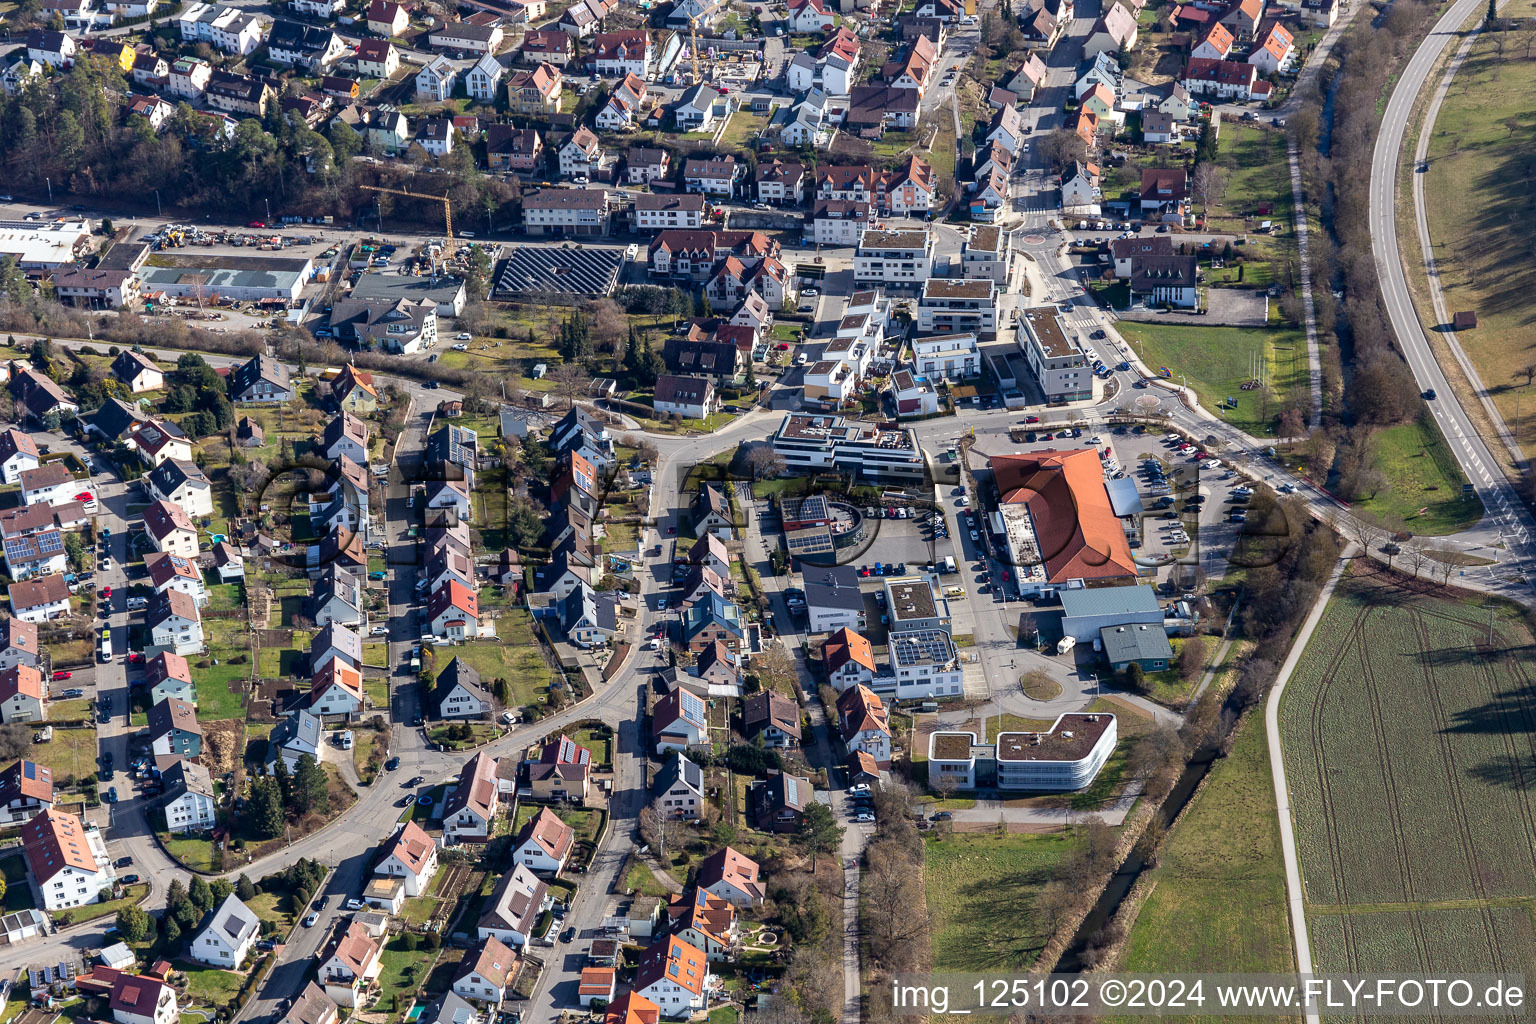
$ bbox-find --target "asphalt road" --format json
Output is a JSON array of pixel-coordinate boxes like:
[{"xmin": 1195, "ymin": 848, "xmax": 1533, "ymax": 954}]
[{"xmin": 1368, "ymin": 0, "xmax": 1536, "ymax": 594}]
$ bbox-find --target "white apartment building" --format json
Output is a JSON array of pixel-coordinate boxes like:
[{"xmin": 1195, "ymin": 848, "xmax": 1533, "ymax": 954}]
[
  {"xmin": 1017, "ymin": 306, "xmax": 1096, "ymax": 403},
  {"xmin": 915, "ymin": 278, "xmax": 998, "ymax": 337},
  {"xmin": 910, "ymin": 332, "xmax": 980, "ymax": 382},
  {"xmin": 885, "ymin": 629, "xmax": 964, "ymax": 698},
  {"xmin": 22, "ymin": 808, "xmax": 115, "ymax": 910},
  {"xmin": 853, "ymin": 229, "xmax": 933, "ymax": 287},
  {"xmin": 769, "ymin": 413, "xmax": 926, "ymax": 482},
  {"xmin": 178, "ymin": 2, "xmax": 265, "ymax": 55}
]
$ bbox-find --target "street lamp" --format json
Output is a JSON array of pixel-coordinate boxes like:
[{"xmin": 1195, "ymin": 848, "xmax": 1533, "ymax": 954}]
[
  {"xmin": 154, "ymin": 190, "xmax": 161, "ymax": 218},
  {"xmin": 264, "ymin": 198, "xmax": 272, "ymax": 222}
]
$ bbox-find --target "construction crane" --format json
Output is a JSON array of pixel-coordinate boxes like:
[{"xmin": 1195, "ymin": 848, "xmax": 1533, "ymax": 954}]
[
  {"xmin": 358, "ymin": 183, "xmax": 454, "ymax": 245},
  {"xmin": 688, "ymin": 13, "xmax": 702, "ymax": 85}
]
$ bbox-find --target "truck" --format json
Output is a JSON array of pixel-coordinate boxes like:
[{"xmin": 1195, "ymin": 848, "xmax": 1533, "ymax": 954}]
[
  {"xmin": 99, "ymin": 629, "xmax": 113, "ymax": 662},
  {"xmin": 1057, "ymin": 635, "xmax": 1077, "ymax": 655}
]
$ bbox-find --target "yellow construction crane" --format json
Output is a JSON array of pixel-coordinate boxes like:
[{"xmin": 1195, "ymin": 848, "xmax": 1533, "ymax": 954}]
[
  {"xmin": 688, "ymin": 14, "xmax": 702, "ymax": 85},
  {"xmin": 359, "ymin": 183, "xmax": 454, "ymax": 245}
]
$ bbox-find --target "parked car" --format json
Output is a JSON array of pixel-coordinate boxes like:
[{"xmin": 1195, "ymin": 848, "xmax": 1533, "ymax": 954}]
[
  {"xmin": 120, "ymin": 874, "xmax": 140, "ymax": 885},
  {"xmin": 385, "ymin": 757, "xmax": 400, "ymax": 771},
  {"xmin": 51, "ymin": 670, "xmax": 72, "ymax": 681},
  {"xmin": 303, "ymin": 914, "xmax": 318, "ymax": 928}
]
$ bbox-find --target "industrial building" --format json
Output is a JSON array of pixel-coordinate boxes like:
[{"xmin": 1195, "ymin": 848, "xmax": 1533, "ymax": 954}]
[
  {"xmin": 0, "ymin": 219, "xmax": 94, "ymax": 270},
  {"xmin": 136, "ymin": 253, "xmax": 314, "ymax": 303}
]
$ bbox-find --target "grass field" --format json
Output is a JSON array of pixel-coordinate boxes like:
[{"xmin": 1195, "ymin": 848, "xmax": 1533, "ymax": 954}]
[
  {"xmin": 436, "ymin": 610, "xmax": 553, "ymax": 709},
  {"xmin": 1420, "ymin": 28, "xmax": 1536, "ymax": 453},
  {"xmin": 924, "ymin": 832, "xmax": 1081, "ymax": 972},
  {"xmin": 55, "ymin": 883, "xmax": 149, "ymax": 926},
  {"xmin": 1279, "ymin": 565, "xmax": 1536, "ymax": 981},
  {"xmin": 1119, "ymin": 713, "xmax": 1295, "ymax": 992},
  {"xmin": 1, "ymin": 853, "xmax": 35, "ymax": 911},
  {"xmin": 1205, "ymin": 124, "xmax": 1294, "ymax": 235},
  {"xmin": 1114, "ymin": 321, "xmax": 1309, "ymax": 436},
  {"xmin": 29, "ymin": 726, "xmax": 100, "ymax": 782},
  {"xmin": 1354, "ymin": 417, "xmax": 1482, "ymax": 535}
]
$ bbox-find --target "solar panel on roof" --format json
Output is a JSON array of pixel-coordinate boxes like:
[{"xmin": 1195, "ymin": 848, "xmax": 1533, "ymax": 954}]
[
  {"xmin": 37, "ymin": 532, "xmax": 63, "ymax": 554},
  {"xmin": 24, "ymin": 761, "xmax": 36, "ymax": 778}
]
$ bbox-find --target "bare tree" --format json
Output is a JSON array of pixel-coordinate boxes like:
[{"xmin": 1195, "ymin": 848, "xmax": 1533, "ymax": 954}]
[
  {"xmin": 549, "ymin": 362, "xmax": 586, "ymax": 408},
  {"xmin": 862, "ymin": 838, "xmax": 927, "ymax": 971},
  {"xmin": 1191, "ymin": 162, "xmax": 1228, "ymax": 219},
  {"xmin": 745, "ymin": 446, "xmax": 785, "ymax": 481},
  {"xmin": 1347, "ymin": 512, "xmax": 1385, "ymax": 556},
  {"xmin": 638, "ymin": 805, "xmax": 679, "ymax": 863},
  {"xmin": 1404, "ymin": 537, "xmax": 1430, "ymax": 579},
  {"xmin": 931, "ymin": 769, "xmax": 960, "ymax": 804},
  {"xmin": 1017, "ymin": 609, "xmax": 1039, "ymax": 649},
  {"xmin": 1514, "ymin": 364, "xmax": 1536, "ymax": 388}
]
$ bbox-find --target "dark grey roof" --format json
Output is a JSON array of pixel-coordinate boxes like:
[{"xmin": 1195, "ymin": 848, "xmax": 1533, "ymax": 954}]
[
  {"xmin": 434, "ymin": 656, "xmax": 491, "ymax": 710},
  {"xmin": 88, "ymin": 397, "xmax": 146, "ymax": 440},
  {"xmin": 654, "ymin": 752, "xmax": 703, "ymax": 797},
  {"xmin": 803, "ymin": 565, "xmax": 864, "ymax": 611}
]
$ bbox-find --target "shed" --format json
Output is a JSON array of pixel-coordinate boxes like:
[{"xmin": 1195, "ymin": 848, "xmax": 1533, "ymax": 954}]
[
  {"xmin": 1453, "ymin": 311, "xmax": 1477, "ymax": 330},
  {"xmin": 1099, "ymin": 622, "xmax": 1173, "ymax": 671}
]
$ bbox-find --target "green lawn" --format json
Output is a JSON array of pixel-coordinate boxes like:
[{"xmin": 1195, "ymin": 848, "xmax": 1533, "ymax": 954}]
[
  {"xmin": 371, "ymin": 938, "xmax": 436, "ymax": 1015},
  {"xmin": 246, "ymin": 891, "xmax": 290, "ymax": 931},
  {"xmin": 54, "ymin": 883, "xmax": 150, "ymax": 926},
  {"xmin": 27, "ymin": 726, "xmax": 100, "ymax": 783},
  {"xmin": 1, "ymin": 853, "xmax": 36, "ymax": 911},
  {"xmin": 573, "ymin": 726, "xmax": 613, "ymax": 767},
  {"xmin": 177, "ymin": 962, "xmax": 244, "ymax": 1011},
  {"xmin": 512, "ymin": 803, "xmax": 602, "ymax": 845},
  {"xmin": 924, "ymin": 832, "xmax": 1081, "ymax": 972},
  {"xmin": 1117, "ymin": 712, "xmax": 1295, "ymax": 992},
  {"xmin": 1115, "ymin": 321, "xmax": 1310, "ymax": 436},
  {"xmin": 1420, "ymin": 29, "xmax": 1536, "ymax": 454},
  {"xmin": 160, "ymin": 833, "xmax": 219, "ymax": 872},
  {"xmin": 257, "ymin": 646, "xmax": 307, "ymax": 679},
  {"xmin": 1204, "ymin": 124, "xmax": 1295, "ymax": 234},
  {"xmin": 1354, "ymin": 417, "xmax": 1483, "ymax": 535},
  {"xmin": 436, "ymin": 612, "xmax": 552, "ymax": 709}
]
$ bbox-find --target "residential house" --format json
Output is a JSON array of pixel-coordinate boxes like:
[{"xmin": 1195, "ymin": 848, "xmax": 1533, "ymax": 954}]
[
  {"xmin": 433, "ymin": 657, "xmax": 493, "ymax": 719},
  {"xmin": 451, "ymin": 936, "xmax": 517, "ymax": 1007},
  {"xmin": 278, "ymin": 986, "xmax": 337, "ymax": 1024},
  {"xmin": 486, "ymin": 125, "xmax": 543, "ymax": 173},
  {"xmin": 111, "ymin": 351, "xmax": 163, "ymax": 393},
  {"xmin": 427, "ymin": 580, "xmax": 481, "ymax": 641},
  {"xmin": 229, "ymin": 354, "xmax": 293, "ymax": 403},
  {"xmin": 748, "ymin": 770, "xmax": 811, "ymax": 832},
  {"xmin": 1139, "ymin": 167, "xmax": 1189, "ymax": 219},
  {"xmin": 311, "ymin": 566, "xmax": 365, "ymax": 628},
  {"xmin": 560, "ymin": 585, "xmax": 619, "ymax": 648},
  {"xmin": 652, "ymin": 687, "xmax": 707, "ymax": 753},
  {"xmin": 525, "ymin": 734, "xmax": 591, "ymax": 803},
  {"xmin": 147, "ymin": 590, "xmax": 203, "ymax": 657},
  {"xmin": 697, "ymin": 846, "xmax": 763, "ymax": 907},
  {"xmin": 652, "ymin": 753, "xmax": 704, "ymax": 821},
  {"xmin": 512, "ymin": 806, "xmax": 574, "ymax": 874},
  {"xmin": 416, "ymin": 57, "xmax": 458, "ymax": 102},
  {"xmin": 505, "ymin": 62, "xmax": 562, "ymax": 115},
  {"xmin": 443, "ymin": 751, "xmax": 500, "ymax": 842},
  {"xmin": 634, "ymin": 937, "xmax": 709, "ymax": 1016},
  {"xmin": 587, "ymin": 29, "xmax": 652, "ymax": 76},
  {"xmin": 0, "ymin": 759, "xmax": 53, "ymax": 826},
  {"xmin": 0, "ymin": 619, "xmax": 40, "ymax": 672},
  {"xmin": 1182, "ymin": 56, "xmax": 1260, "ymax": 100},
  {"xmin": 320, "ymin": 922, "xmax": 383, "ymax": 1007},
  {"xmin": 665, "ymin": 888, "xmax": 737, "ymax": 961},
  {"xmin": 1129, "ymin": 251, "xmax": 1199, "ymax": 307},
  {"xmin": 17, "ymin": 463, "xmax": 74, "ymax": 508},
  {"xmin": 1, "ymin": 529, "xmax": 66, "ymax": 581},
  {"xmin": 578, "ymin": 968, "xmax": 616, "ymax": 1008},
  {"xmin": 26, "ymin": 30, "xmax": 78, "ymax": 68},
  {"xmin": 673, "ymin": 83, "xmax": 732, "ymax": 131},
  {"xmin": 310, "ymin": 660, "xmax": 365, "ymax": 716},
  {"xmin": 107, "ymin": 973, "xmax": 178, "ymax": 1024},
  {"xmin": 604, "ymin": 994, "xmax": 662, "ymax": 1024},
  {"xmin": 366, "ymin": 0, "xmax": 409, "ymax": 35},
  {"xmin": 684, "ymin": 593, "xmax": 744, "ymax": 653},
  {"xmin": 267, "ymin": 21, "xmax": 348, "ymax": 70},
  {"xmin": 376, "ymin": 821, "xmax": 439, "ymax": 896},
  {"xmin": 355, "ymin": 38, "xmax": 399, "ymax": 78},
  {"xmin": 1083, "ymin": 0, "xmax": 1137, "ymax": 57},
  {"xmin": 742, "ymin": 691, "xmax": 801, "ymax": 749},
  {"xmin": 2, "ymin": 58, "xmax": 45, "ymax": 97},
  {"xmin": 1191, "ymin": 21, "xmax": 1234, "ymax": 59},
  {"xmin": 147, "ymin": 696, "xmax": 201, "ymax": 758},
  {"xmin": 520, "ymin": 29, "xmax": 572, "ymax": 65},
  {"xmin": 465, "ymin": 53, "xmax": 504, "ymax": 101},
  {"xmin": 786, "ymin": 0, "xmax": 835, "ymax": 31},
  {"xmin": 161, "ymin": 759, "xmax": 216, "ymax": 832},
  {"xmin": 652, "ymin": 375, "xmax": 716, "ymax": 419},
  {"xmin": 837, "ymin": 684, "xmax": 891, "ymax": 764},
  {"xmin": 626, "ymin": 147, "xmax": 670, "ymax": 184},
  {"xmin": 147, "ymin": 651, "xmax": 197, "ymax": 706},
  {"xmin": 143, "ymin": 499, "xmax": 199, "ymax": 558},
  {"xmin": 755, "ymin": 159, "xmax": 805, "ymax": 205},
  {"xmin": 0, "ymin": 665, "xmax": 44, "ymax": 723},
  {"xmin": 633, "ymin": 193, "xmax": 704, "ymax": 231},
  {"xmin": 595, "ymin": 72, "xmax": 646, "ymax": 130},
  {"xmin": 128, "ymin": 419, "xmax": 192, "ymax": 469},
  {"xmin": 429, "ymin": 21, "xmax": 504, "ymax": 54},
  {"xmin": 22, "ymin": 807, "xmax": 114, "ymax": 910},
  {"xmin": 1248, "ymin": 21, "xmax": 1294, "ymax": 74},
  {"xmin": 8, "ymin": 575, "xmax": 72, "ymax": 622},
  {"xmin": 191, "ymin": 893, "xmax": 260, "ymax": 967},
  {"xmin": 1220, "ymin": 0, "xmax": 1264, "ymax": 37},
  {"xmin": 146, "ymin": 460, "xmax": 212, "ymax": 519},
  {"xmin": 823, "ymin": 627, "xmax": 876, "ymax": 691},
  {"xmin": 265, "ymin": 710, "xmax": 323, "ymax": 774},
  {"xmin": 145, "ymin": 552, "xmax": 208, "ymax": 608},
  {"xmin": 0, "ymin": 429, "xmax": 39, "ymax": 485},
  {"xmin": 1142, "ymin": 110, "xmax": 1182, "ymax": 143},
  {"xmin": 478, "ymin": 864, "xmax": 548, "ymax": 947}
]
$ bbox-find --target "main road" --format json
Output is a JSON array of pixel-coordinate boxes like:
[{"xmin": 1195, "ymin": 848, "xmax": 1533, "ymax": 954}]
[{"xmin": 1368, "ymin": 0, "xmax": 1536, "ymax": 596}]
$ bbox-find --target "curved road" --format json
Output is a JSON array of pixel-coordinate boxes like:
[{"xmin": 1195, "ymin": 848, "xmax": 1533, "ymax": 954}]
[{"xmin": 1369, "ymin": 0, "xmax": 1536, "ymax": 593}]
